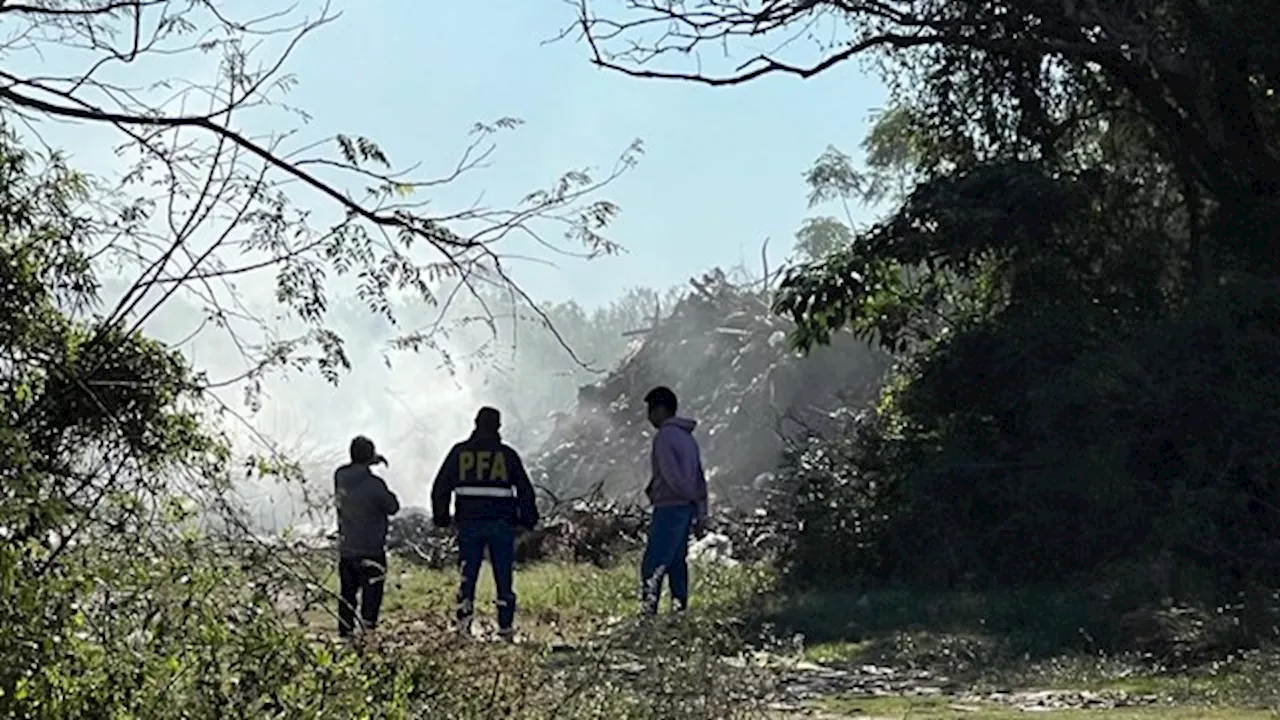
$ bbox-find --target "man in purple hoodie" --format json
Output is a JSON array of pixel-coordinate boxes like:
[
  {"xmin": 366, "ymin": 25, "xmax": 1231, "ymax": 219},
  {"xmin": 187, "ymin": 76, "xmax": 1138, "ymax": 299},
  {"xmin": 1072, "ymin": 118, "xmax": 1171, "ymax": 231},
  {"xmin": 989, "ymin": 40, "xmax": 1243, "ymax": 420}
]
[{"xmin": 640, "ymin": 386, "xmax": 709, "ymax": 615}]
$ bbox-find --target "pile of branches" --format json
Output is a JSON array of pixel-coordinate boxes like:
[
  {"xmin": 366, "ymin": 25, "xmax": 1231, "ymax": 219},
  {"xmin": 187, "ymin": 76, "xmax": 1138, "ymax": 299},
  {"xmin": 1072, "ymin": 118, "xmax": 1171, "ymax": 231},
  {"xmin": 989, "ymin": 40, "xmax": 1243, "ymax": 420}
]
[
  {"xmin": 531, "ymin": 268, "xmax": 890, "ymax": 510},
  {"xmin": 385, "ymin": 508, "xmax": 456, "ymax": 568},
  {"xmin": 386, "ymin": 483, "xmax": 783, "ymax": 570},
  {"xmin": 516, "ymin": 491, "xmax": 648, "ymax": 566},
  {"xmin": 385, "ymin": 484, "xmax": 650, "ymax": 570}
]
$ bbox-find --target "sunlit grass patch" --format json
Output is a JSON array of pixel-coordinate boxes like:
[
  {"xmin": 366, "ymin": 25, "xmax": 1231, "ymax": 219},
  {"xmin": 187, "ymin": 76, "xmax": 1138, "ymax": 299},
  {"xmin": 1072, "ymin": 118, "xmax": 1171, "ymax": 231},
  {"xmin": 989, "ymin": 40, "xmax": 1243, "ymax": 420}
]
[{"xmin": 303, "ymin": 551, "xmax": 775, "ymax": 642}]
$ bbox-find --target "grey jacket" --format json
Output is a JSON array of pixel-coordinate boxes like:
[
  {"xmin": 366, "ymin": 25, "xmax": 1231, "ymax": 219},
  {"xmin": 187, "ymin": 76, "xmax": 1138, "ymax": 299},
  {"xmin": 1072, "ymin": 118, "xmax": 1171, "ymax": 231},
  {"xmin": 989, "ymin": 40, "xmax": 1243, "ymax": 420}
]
[{"xmin": 335, "ymin": 463, "xmax": 400, "ymax": 557}]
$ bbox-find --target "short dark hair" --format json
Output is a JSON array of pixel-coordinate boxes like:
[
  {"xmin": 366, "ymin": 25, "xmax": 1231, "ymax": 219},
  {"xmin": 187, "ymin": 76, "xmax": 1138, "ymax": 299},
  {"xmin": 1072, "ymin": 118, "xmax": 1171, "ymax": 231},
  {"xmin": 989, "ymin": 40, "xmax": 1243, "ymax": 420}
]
[
  {"xmin": 350, "ymin": 435, "xmax": 377, "ymax": 464},
  {"xmin": 475, "ymin": 406, "xmax": 501, "ymax": 432},
  {"xmin": 643, "ymin": 386, "xmax": 678, "ymax": 414}
]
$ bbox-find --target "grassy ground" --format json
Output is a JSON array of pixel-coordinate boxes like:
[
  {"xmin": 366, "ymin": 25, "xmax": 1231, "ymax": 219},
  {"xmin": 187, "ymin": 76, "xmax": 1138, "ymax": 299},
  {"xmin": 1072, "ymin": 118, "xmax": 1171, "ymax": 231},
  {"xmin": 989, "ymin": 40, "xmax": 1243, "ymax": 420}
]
[
  {"xmin": 294, "ymin": 554, "xmax": 1280, "ymax": 718},
  {"xmin": 304, "ymin": 552, "xmax": 772, "ymax": 641},
  {"xmin": 782, "ymin": 590, "xmax": 1276, "ymax": 690},
  {"xmin": 762, "ymin": 587, "xmax": 1280, "ymax": 718},
  {"xmin": 278, "ymin": 552, "xmax": 781, "ymax": 718}
]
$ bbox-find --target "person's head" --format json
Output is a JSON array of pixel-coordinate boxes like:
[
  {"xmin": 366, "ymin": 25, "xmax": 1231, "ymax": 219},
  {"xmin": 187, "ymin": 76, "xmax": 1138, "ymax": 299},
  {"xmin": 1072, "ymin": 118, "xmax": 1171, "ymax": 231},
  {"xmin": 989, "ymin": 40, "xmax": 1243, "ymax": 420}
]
[
  {"xmin": 474, "ymin": 406, "xmax": 501, "ymax": 437},
  {"xmin": 349, "ymin": 435, "xmax": 379, "ymax": 465},
  {"xmin": 643, "ymin": 386, "xmax": 677, "ymax": 429}
]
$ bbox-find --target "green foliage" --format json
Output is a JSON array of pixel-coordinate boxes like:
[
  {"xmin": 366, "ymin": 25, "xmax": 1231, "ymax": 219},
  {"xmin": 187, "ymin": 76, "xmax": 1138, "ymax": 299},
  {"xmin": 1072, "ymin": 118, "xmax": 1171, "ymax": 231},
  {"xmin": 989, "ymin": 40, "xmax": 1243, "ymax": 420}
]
[
  {"xmin": 792, "ymin": 216, "xmax": 852, "ymax": 262},
  {"xmin": 764, "ymin": 0, "xmax": 1280, "ymax": 644},
  {"xmin": 0, "ymin": 125, "xmax": 239, "ymax": 717}
]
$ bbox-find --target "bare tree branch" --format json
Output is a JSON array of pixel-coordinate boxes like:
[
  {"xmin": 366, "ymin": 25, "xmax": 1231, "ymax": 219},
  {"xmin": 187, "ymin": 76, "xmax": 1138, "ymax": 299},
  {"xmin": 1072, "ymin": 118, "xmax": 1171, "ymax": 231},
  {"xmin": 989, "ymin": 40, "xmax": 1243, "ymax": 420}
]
[{"xmin": 1, "ymin": 0, "xmax": 645, "ymax": 428}]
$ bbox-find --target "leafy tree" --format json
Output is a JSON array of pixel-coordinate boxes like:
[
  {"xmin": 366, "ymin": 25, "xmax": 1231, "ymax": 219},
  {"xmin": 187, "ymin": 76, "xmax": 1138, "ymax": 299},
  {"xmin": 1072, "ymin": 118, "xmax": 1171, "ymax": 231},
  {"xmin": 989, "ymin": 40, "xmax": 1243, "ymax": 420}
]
[
  {"xmin": 792, "ymin": 216, "xmax": 851, "ymax": 262},
  {"xmin": 576, "ymin": 0, "xmax": 1280, "ymax": 632},
  {"xmin": 791, "ymin": 111, "xmax": 924, "ymax": 260},
  {"xmin": 788, "ymin": 110, "xmax": 971, "ymax": 351},
  {"xmin": 574, "ymin": 0, "xmax": 1278, "ymax": 277},
  {"xmin": 0, "ymin": 122, "xmax": 316, "ymax": 718}
]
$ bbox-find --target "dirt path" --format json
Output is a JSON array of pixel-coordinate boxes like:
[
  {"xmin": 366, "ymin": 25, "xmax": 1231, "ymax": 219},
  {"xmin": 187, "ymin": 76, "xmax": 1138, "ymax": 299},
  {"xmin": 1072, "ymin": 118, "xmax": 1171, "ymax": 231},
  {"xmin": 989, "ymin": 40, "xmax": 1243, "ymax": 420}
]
[{"xmin": 759, "ymin": 656, "xmax": 1165, "ymax": 717}]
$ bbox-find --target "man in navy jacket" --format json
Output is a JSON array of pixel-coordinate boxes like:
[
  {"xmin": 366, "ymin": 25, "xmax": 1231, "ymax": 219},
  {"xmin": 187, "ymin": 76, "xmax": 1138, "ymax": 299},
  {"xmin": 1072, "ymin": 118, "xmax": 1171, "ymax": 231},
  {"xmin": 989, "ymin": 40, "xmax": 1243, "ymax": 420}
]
[{"xmin": 431, "ymin": 407, "xmax": 538, "ymax": 639}]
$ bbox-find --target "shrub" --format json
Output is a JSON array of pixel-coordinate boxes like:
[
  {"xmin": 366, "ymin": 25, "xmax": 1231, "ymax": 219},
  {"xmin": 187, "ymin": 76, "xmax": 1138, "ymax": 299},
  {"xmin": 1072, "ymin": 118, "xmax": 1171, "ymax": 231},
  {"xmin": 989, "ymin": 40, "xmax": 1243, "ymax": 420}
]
[{"xmin": 774, "ymin": 276, "xmax": 1280, "ymax": 644}]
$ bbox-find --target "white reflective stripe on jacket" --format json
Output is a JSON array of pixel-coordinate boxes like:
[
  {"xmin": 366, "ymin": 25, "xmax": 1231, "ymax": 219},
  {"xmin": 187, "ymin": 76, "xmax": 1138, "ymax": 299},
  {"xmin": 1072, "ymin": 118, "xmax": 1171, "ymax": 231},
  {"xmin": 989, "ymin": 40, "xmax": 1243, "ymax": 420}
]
[{"xmin": 455, "ymin": 486, "xmax": 516, "ymax": 498}]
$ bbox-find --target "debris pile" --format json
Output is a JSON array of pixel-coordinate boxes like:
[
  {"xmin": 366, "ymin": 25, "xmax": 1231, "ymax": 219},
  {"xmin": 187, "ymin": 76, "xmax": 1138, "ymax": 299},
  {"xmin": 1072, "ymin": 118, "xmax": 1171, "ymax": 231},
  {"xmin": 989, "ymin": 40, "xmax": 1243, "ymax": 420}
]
[
  {"xmin": 349, "ymin": 268, "xmax": 888, "ymax": 570},
  {"xmin": 386, "ymin": 496, "xmax": 781, "ymax": 570},
  {"xmin": 531, "ymin": 268, "xmax": 890, "ymax": 510},
  {"xmin": 385, "ymin": 498, "xmax": 649, "ymax": 570},
  {"xmin": 514, "ymin": 496, "xmax": 647, "ymax": 566},
  {"xmin": 385, "ymin": 508, "xmax": 455, "ymax": 567}
]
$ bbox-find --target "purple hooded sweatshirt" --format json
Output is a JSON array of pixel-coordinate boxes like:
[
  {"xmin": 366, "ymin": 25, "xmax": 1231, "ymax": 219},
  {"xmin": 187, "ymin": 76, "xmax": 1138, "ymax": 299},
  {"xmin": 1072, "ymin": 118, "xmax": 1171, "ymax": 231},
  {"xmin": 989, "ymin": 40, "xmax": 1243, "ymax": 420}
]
[{"xmin": 646, "ymin": 417, "xmax": 709, "ymax": 517}]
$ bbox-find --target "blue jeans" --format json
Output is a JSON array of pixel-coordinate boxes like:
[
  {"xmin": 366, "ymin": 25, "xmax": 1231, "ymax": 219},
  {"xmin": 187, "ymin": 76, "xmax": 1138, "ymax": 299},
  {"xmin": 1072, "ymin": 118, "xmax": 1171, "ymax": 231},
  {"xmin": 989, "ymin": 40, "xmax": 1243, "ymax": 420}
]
[
  {"xmin": 456, "ymin": 520, "xmax": 517, "ymax": 630},
  {"xmin": 640, "ymin": 503, "xmax": 695, "ymax": 614}
]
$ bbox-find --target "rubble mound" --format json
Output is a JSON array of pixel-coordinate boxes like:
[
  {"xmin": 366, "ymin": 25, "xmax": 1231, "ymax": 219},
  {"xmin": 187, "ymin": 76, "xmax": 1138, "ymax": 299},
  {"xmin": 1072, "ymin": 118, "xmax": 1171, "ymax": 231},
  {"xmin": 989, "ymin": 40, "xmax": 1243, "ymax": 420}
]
[{"xmin": 531, "ymin": 269, "xmax": 890, "ymax": 509}]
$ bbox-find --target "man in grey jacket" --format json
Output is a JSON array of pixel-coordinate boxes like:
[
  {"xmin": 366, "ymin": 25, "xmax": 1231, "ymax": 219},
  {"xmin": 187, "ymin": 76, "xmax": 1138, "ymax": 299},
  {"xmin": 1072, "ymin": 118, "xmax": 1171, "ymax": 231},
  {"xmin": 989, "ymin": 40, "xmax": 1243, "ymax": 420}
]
[{"xmin": 335, "ymin": 435, "xmax": 400, "ymax": 638}]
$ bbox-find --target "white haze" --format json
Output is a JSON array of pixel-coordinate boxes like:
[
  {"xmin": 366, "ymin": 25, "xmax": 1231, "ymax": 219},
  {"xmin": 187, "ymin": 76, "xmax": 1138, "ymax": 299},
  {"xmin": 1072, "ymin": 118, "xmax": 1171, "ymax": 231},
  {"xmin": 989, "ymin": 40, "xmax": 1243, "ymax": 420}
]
[{"xmin": 108, "ymin": 275, "xmax": 665, "ymax": 534}]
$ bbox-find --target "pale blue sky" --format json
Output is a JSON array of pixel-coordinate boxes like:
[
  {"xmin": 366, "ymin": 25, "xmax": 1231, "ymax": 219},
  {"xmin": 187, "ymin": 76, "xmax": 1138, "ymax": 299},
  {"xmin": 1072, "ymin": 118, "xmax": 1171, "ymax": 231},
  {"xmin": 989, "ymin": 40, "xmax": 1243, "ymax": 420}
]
[
  {"xmin": 276, "ymin": 0, "xmax": 887, "ymax": 307},
  {"xmin": 17, "ymin": 0, "xmax": 886, "ymax": 309}
]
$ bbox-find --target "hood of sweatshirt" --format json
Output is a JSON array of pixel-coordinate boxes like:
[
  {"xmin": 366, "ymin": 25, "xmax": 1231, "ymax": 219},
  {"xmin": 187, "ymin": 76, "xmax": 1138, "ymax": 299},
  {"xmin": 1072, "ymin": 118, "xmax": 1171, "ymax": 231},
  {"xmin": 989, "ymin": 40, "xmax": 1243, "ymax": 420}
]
[{"xmin": 662, "ymin": 417, "xmax": 697, "ymax": 433}]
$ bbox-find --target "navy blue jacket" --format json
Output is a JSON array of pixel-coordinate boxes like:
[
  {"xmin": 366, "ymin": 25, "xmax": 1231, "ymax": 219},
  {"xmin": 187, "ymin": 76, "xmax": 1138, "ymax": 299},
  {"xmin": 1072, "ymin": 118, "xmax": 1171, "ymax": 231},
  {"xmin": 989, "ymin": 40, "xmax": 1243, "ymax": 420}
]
[{"xmin": 431, "ymin": 432, "xmax": 539, "ymax": 528}]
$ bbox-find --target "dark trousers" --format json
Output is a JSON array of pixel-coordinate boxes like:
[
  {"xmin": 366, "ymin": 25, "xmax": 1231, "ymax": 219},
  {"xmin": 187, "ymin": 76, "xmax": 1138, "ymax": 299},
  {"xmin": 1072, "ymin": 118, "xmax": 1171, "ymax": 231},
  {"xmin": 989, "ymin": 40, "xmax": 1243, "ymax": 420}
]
[
  {"xmin": 640, "ymin": 503, "xmax": 695, "ymax": 614},
  {"xmin": 456, "ymin": 520, "xmax": 517, "ymax": 630},
  {"xmin": 338, "ymin": 553, "xmax": 387, "ymax": 636}
]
